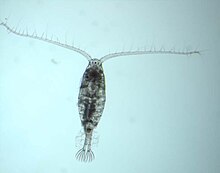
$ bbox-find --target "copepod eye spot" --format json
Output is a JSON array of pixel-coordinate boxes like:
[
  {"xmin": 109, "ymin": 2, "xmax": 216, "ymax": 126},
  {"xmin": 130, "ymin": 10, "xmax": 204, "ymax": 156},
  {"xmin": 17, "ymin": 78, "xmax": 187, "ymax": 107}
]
[{"xmin": 89, "ymin": 59, "xmax": 101, "ymax": 66}]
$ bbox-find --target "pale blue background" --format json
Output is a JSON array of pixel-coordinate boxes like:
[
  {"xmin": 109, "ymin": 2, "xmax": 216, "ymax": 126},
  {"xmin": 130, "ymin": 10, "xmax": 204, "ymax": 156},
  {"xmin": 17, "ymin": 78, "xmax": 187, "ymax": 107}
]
[{"xmin": 0, "ymin": 0, "xmax": 219, "ymax": 173}]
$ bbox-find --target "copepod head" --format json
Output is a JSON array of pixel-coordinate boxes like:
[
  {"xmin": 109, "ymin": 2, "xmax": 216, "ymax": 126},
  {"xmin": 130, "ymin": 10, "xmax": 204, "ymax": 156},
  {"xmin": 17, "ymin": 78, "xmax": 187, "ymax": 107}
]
[
  {"xmin": 84, "ymin": 59, "xmax": 103, "ymax": 82},
  {"xmin": 89, "ymin": 59, "xmax": 102, "ymax": 67}
]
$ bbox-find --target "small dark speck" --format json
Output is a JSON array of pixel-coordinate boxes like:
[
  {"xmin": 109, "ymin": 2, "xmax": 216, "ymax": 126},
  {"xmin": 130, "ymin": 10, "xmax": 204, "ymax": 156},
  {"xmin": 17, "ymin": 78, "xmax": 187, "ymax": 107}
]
[{"xmin": 51, "ymin": 58, "xmax": 59, "ymax": 64}]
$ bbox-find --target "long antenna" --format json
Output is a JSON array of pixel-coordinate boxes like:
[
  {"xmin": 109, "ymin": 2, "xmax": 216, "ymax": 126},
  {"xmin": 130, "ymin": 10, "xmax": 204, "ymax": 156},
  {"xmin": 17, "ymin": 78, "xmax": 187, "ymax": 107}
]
[
  {"xmin": 100, "ymin": 49, "xmax": 200, "ymax": 63},
  {"xmin": 0, "ymin": 21, "xmax": 92, "ymax": 61}
]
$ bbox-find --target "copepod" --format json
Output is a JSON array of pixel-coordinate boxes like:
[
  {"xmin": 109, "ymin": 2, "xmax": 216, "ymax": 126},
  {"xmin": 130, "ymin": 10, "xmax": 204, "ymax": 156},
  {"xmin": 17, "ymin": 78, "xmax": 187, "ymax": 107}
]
[{"xmin": 0, "ymin": 20, "xmax": 200, "ymax": 162}]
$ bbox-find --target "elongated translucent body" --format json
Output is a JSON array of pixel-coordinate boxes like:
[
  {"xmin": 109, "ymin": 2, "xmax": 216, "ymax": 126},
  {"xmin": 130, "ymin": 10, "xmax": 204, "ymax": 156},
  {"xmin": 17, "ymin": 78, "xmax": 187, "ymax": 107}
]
[{"xmin": 76, "ymin": 59, "xmax": 106, "ymax": 162}]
